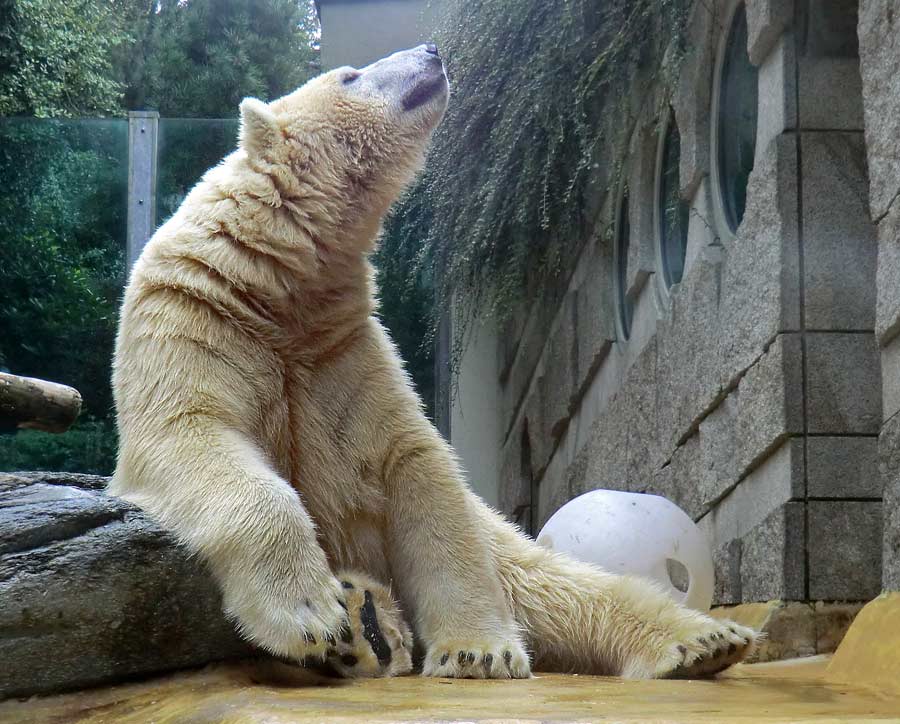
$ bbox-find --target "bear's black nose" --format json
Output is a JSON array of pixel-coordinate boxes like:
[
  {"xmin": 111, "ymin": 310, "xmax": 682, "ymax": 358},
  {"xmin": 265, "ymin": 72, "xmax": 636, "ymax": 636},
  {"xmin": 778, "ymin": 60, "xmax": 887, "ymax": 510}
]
[{"xmin": 425, "ymin": 43, "xmax": 439, "ymax": 57}]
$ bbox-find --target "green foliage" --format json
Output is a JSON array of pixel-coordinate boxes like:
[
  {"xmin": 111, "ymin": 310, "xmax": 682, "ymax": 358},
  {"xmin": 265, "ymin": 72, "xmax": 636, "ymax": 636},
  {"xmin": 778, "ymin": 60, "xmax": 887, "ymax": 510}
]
[
  {"xmin": 0, "ymin": 1, "xmax": 321, "ymax": 473},
  {"xmin": 378, "ymin": 0, "xmax": 690, "ymax": 364},
  {"xmin": 125, "ymin": 0, "xmax": 320, "ymax": 117},
  {"xmin": 0, "ymin": 120, "xmax": 127, "ymax": 421},
  {"xmin": 0, "ymin": 0, "xmax": 128, "ymax": 117},
  {"xmin": 0, "ymin": 0, "xmax": 321, "ymax": 118},
  {"xmin": 374, "ymin": 183, "xmax": 439, "ymax": 417},
  {"xmin": 156, "ymin": 118, "xmax": 241, "ymax": 223},
  {"xmin": 376, "ymin": 210, "xmax": 436, "ymax": 420},
  {"xmin": 0, "ymin": 417, "xmax": 119, "ymax": 475}
]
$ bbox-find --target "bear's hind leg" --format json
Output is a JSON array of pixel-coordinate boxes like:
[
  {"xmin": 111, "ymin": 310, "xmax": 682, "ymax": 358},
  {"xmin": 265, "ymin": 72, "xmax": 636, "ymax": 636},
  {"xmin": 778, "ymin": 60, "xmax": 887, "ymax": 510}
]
[
  {"xmin": 473, "ymin": 495, "xmax": 758, "ymax": 678},
  {"xmin": 382, "ymin": 435, "xmax": 530, "ymax": 679}
]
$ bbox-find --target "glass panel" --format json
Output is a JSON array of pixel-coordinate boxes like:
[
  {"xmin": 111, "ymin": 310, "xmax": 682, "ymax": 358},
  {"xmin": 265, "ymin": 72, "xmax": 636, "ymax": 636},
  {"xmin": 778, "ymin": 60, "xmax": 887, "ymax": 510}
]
[
  {"xmin": 615, "ymin": 188, "xmax": 633, "ymax": 339},
  {"xmin": 717, "ymin": 4, "xmax": 758, "ymax": 232},
  {"xmin": 0, "ymin": 118, "xmax": 128, "ymax": 473},
  {"xmin": 659, "ymin": 117, "xmax": 690, "ymax": 288},
  {"xmin": 156, "ymin": 119, "xmax": 241, "ymax": 225}
]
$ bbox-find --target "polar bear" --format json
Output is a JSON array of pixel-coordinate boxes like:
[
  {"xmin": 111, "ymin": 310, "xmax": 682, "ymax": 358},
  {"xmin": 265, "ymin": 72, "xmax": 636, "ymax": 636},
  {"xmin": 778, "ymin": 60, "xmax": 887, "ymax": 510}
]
[{"xmin": 111, "ymin": 45, "xmax": 756, "ymax": 680}]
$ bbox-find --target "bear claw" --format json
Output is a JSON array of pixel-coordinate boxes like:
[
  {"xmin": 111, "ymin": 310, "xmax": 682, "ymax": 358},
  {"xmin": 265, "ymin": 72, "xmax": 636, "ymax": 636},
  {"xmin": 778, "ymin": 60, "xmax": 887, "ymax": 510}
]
[
  {"xmin": 658, "ymin": 618, "xmax": 758, "ymax": 679},
  {"xmin": 424, "ymin": 639, "xmax": 530, "ymax": 679}
]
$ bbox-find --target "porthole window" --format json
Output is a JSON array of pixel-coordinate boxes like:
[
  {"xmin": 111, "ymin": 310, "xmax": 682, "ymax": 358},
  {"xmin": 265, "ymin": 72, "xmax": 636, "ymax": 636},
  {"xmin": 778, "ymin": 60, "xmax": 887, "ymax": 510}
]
[
  {"xmin": 658, "ymin": 115, "xmax": 690, "ymax": 289},
  {"xmin": 716, "ymin": 3, "xmax": 758, "ymax": 233},
  {"xmin": 614, "ymin": 186, "xmax": 633, "ymax": 340}
]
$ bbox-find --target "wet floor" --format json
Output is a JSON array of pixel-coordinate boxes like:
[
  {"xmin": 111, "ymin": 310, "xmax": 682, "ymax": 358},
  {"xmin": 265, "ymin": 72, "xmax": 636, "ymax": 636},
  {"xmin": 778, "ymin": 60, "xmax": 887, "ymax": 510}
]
[{"xmin": 2, "ymin": 655, "xmax": 899, "ymax": 723}]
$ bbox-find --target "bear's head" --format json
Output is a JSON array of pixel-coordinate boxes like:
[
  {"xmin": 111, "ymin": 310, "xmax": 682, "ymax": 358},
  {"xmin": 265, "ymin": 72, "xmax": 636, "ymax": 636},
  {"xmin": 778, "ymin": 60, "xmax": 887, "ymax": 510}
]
[{"xmin": 237, "ymin": 45, "xmax": 449, "ymax": 248}]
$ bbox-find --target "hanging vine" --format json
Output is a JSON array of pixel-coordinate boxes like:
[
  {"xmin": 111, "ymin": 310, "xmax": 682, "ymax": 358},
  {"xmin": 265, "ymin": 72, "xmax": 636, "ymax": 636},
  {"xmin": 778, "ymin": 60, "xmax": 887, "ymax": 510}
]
[{"xmin": 375, "ymin": 0, "xmax": 692, "ymax": 377}]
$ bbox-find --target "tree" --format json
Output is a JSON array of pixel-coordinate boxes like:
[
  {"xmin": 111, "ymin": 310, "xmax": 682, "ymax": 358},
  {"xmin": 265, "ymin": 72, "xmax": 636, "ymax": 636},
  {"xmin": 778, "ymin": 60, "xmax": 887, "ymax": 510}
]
[
  {"xmin": 125, "ymin": 0, "xmax": 320, "ymax": 117},
  {"xmin": 0, "ymin": 0, "xmax": 128, "ymax": 117},
  {"xmin": 0, "ymin": 1, "xmax": 322, "ymax": 474},
  {"xmin": 0, "ymin": 120, "xmax": 126, "ymax": 412},
  {"xmin": 0, "ymin": 119, "xmax": 127, "ymax": 473}
]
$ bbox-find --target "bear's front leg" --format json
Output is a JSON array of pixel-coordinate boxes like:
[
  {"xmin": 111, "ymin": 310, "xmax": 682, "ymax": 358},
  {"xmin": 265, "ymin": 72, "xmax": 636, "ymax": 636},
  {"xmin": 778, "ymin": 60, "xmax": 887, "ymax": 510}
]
[
  {"xmin": 112, "ymin": 423, "xmax": 350, "ymax": 664},
  {"xmin": 383, "ymin": 434, "xmax": 530, "ymax": 679}
]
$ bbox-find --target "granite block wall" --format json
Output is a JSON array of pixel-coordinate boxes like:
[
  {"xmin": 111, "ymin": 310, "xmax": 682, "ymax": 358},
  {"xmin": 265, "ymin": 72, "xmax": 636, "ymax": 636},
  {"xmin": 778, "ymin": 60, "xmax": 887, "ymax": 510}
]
[
  {"xmin": 860, "ymin": 0, "xmax": 900, "ymax": 590},
  {"xmin": 454, "ymin": 0, "xmax": 890, "ymax": 604}
]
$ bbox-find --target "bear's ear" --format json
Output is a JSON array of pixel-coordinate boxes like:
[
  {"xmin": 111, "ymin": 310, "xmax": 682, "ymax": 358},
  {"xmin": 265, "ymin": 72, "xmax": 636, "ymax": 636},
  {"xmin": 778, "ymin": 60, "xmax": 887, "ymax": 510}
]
[{"xmin": 239, "ymin": 98, "xmax": 280, "ymax": 157}]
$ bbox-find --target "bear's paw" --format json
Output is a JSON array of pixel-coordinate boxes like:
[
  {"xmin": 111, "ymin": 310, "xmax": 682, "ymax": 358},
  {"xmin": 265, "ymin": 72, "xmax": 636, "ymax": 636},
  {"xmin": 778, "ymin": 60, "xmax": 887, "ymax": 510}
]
[
  {"xmin": 323, "ymin": 571, "xmax": 414, "ymax": 678},
  {"xmin": 625, "ymin": 615, "xmax": 759, "ymax": 679},
  {"xmin": 422, "ymin": 636, "xmax": 531, "ymax": 679},
  {"xmin": 224, "ymin": 569, "xmax": 350, "ymax": 663}
]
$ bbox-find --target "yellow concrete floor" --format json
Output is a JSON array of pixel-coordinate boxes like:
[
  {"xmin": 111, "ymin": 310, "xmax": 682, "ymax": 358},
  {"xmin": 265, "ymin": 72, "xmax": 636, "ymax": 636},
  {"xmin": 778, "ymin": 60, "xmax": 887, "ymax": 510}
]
[{"xmin": 3, "ymin": 655, "xmax": 900, "ymax": 724}]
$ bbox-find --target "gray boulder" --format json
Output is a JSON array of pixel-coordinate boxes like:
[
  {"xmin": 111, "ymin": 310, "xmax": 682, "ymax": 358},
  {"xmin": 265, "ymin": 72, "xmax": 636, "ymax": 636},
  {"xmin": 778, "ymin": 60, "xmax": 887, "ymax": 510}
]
[{"xmin": 0, "ymin": 472, "xmax": 252, "ymax": 699}]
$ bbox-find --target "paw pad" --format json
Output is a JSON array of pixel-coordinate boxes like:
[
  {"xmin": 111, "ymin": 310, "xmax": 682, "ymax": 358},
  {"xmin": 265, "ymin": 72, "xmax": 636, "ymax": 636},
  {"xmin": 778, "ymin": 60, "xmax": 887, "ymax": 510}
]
[
  {"xmin": 424, "ymin": 640, "xmax": 530, "ymax": 679},
  {"xmin": 324, "ymin": 572, "xmax": 413, "ymax": 679}
]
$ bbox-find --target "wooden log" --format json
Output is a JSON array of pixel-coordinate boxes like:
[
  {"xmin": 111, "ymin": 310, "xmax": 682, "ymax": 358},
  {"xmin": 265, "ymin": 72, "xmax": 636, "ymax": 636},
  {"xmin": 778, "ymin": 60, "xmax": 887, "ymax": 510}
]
[{"xmin": 0, "ymin": 372, "xmax": 82, "ymax": 433}]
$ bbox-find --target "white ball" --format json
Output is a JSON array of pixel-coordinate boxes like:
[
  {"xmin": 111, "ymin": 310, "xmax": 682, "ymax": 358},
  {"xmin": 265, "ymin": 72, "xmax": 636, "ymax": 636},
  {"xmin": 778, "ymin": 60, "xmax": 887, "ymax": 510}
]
[{"xmin": 536, "ymin": 489, "xmax": 714, "ymax": 611}]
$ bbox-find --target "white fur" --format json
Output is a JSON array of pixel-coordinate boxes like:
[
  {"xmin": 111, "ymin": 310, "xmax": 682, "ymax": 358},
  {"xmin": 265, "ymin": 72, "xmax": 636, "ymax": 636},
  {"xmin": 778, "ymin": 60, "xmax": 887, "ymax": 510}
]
[{"xmin": 111, "ymin": 47, "xmax": 756, "ymax": 679}]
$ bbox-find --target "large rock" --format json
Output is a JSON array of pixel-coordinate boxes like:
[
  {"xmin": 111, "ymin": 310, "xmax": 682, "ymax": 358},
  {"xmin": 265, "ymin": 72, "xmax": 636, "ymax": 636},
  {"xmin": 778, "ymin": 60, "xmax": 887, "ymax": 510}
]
[{"xmin": 0, "ymin": 472, "xmax": 251, "ymax": 700}]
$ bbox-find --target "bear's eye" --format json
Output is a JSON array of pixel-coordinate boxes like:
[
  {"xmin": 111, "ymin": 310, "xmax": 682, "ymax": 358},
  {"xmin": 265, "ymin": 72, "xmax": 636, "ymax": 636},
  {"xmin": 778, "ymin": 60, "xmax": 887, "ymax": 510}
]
[{"xmin": 342, "ymin": 73, "xmax": 360, "ymax": 86}]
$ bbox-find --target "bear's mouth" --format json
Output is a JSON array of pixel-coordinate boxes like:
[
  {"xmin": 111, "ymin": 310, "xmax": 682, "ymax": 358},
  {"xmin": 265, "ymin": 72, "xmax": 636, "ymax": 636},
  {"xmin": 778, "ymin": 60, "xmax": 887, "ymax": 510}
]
[{"xmin": 401, "ymin": 75, "xmax": 447, "ymax": 112}]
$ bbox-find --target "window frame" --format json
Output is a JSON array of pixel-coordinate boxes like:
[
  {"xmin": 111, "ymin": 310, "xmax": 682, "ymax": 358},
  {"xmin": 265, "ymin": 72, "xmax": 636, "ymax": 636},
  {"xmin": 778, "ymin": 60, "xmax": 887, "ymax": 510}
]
[
  {"xmin": 613, "ymin": 182, "xmax": 633, "ymax": 341},
  {"xmin": 653, "ymin": 108, "xmax": 690, "ymax": 299},
  {"xmin": 710, "ymin": 0, "xmax": 759, "ymax": 242}
]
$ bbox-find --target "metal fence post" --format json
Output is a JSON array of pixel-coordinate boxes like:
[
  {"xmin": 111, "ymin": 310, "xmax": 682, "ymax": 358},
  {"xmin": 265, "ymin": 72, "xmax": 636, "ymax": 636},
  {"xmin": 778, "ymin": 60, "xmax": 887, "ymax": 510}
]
[{"xmin": 126, "ymin": 110, "xmax": 159, "ymax": 269}]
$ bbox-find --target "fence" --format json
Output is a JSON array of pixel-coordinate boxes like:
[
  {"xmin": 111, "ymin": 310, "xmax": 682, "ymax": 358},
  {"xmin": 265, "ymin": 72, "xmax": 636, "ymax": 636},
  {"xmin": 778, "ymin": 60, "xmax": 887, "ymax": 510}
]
[{"xmin": 0, "ymin": 113, "xmax": 240, "ymax": 474}]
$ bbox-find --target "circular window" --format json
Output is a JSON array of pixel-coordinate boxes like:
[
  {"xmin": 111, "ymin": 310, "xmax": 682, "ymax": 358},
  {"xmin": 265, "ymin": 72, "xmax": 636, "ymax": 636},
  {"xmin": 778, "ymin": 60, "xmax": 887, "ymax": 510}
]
[
  {"xmin": 716, "ymin": 3, "xmax": 758, "ymax": 233},
  {"xmin": 614, "ymin": 186, "xmax": 633, "ymax": 340},
  {"xmin": 658, "ymin": 115, "xmax": 690, "ymax": 289}
]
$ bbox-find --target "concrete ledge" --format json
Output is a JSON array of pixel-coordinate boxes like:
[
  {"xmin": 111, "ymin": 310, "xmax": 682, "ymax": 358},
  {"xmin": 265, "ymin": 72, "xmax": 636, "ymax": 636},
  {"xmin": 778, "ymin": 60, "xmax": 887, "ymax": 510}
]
[
  {"xmin": 826, "ymin": 592, "xmax": 900, "ymax": 694},
  {"xmin": 7, "ymin": 652, "xmax": 900, "ymax": 723},
  {"xmin": 712, "ymin": 600, "xmax": 864, "ymax": 663}
]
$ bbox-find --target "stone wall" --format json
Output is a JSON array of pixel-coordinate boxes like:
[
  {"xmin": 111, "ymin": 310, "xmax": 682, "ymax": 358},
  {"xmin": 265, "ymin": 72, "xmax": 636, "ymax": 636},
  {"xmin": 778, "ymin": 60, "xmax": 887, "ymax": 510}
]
[
  {"xmin": 453, "ymin": 0, "xmax": 889, "ymax": 604},
  {"xmin": 860, "ymin": 0, "xmax": 900, "ymax": 590}
]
